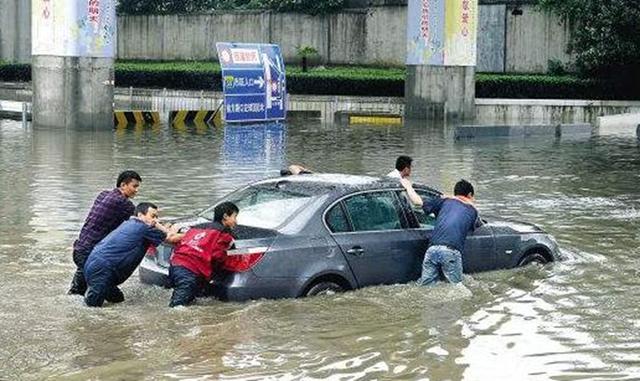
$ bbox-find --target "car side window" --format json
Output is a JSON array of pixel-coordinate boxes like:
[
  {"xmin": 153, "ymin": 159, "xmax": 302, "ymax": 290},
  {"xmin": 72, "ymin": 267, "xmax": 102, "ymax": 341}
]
[
  {"xmin": 405, "ymin": 190, "xmax": 438, "ymax": 229},
  {"xmin": 343, "ymin": 192, "xmax": 403, "ymax": 232},
  {"xmin": 325, "ymin": 204, "xmax": 351, "ymax": 233}
]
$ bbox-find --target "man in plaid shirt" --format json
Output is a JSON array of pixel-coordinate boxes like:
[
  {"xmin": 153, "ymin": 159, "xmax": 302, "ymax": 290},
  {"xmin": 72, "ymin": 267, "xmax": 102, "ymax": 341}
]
[{"xmin": 68, "ymin": 170, "xmax": 142, "ymax": 297}]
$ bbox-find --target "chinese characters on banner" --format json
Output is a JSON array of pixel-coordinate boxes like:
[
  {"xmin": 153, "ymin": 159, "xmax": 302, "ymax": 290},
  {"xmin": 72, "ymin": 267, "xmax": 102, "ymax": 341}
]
[
  {"xmin": 88, "ymin": 0, "xmax": 100, "ymax": 31},
  {"xmin": 406, "ymin": 0, "xmax": 477, "ymax": 66},
  {"xmin": 216, "ymin": 43, "xmax": 287, "ymax": 123},
  {"xmin": 32, "ymin": 0, "xmax": 116, "ymax": 57}
]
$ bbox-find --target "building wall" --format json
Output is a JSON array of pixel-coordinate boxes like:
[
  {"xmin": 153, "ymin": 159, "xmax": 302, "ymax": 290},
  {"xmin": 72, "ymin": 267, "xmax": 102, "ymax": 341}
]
[
  {"xmin": 477, "ymin": 4, "xmax": 506, "ymax": 72},
  {"xmin": 1, "ymin": 2, "xmax": 573, "ymax": 73},
  {"xmin": 0, "ymin": 0, "xmax": 31, "ymax": 63},
  {"xmin": 505, "ymin": 5, "xmax": 573, "ymax": 73}
]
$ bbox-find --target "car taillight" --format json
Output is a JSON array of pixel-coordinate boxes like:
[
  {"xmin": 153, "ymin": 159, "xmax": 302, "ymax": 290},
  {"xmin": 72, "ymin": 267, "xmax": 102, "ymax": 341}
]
[
  {"xmin": 145, "ymin": 245, "xmax": 158, "ymax": 258},
  {"xmin": 223, "ymin": 247, "xmax": 267, "ymax": 272}
]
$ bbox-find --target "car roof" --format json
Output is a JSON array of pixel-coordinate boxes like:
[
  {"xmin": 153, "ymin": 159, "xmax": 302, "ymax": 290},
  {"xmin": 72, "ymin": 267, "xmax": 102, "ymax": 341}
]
[{"xmin": 251, "ymin": 173, "xmax": 441, "ymax": 196}]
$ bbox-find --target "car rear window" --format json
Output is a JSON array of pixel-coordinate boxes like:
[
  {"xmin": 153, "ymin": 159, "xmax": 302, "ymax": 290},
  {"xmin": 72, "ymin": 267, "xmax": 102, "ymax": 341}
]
[{"xmin": 199, "ymin": 186, "xmax": 316, "ymax": 230}]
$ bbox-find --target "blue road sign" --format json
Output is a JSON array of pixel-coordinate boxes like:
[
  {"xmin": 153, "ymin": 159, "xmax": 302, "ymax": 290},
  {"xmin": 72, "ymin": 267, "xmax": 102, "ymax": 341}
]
[{"xmin": 216, "ymin": 43, "xmax": 287, "ymax": 123}]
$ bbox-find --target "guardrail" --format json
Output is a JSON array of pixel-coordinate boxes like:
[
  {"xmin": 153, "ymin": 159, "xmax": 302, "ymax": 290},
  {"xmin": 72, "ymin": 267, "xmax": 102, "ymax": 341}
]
[{"xmin": 0, "ymin": 100, "xmax": 31, "ymax": 124}]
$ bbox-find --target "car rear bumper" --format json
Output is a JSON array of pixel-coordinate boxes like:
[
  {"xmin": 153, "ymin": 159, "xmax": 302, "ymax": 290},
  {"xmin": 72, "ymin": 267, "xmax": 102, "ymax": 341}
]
[{"xmin": 139, "ymin": 257, "xmax": 304, "ymax": 301}]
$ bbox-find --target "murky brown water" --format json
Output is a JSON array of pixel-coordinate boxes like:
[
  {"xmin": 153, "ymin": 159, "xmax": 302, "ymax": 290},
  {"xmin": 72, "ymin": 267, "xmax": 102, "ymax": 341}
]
[{"xmin": 1, "ymin": 118, "xmax": 639, "ymax": 380}]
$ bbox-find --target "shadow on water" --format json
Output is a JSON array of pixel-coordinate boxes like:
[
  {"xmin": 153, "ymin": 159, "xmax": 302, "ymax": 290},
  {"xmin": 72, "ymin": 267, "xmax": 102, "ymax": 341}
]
[{"xmin": 1, "ymin": 118, "xmax": 640, "ymax": 380}]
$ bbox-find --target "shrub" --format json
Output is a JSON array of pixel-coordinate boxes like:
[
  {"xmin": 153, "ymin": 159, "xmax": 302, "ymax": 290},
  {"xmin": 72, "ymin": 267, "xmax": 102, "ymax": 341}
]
[
  {"xmin": 475, "ymin": 74, "xmax": 640, "ymax": 100},
  {"xmin": 1, "ymin": 61, "xmax": 638, "ymax": 100},
  {"xmin": 0, "ymin": 63, "xmax": 30, "ymax": 82},
  {"xmin": 116, "ymin": 0, "xmax": 346, "ymax": 15},
  {"xmin": 547, "ymin": 59, "xmax": 567, "ymax": 76}
]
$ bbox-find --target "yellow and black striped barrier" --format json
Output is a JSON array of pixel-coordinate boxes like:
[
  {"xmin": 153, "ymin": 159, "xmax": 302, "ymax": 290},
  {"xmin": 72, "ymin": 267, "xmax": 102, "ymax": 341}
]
[
  {"xmin": 114, "ymin": 110, "xmax": 161, "ymax": 128},
  {"xmin": 169, "ymin": 109, "xmax": 222, "ymax": 127}
]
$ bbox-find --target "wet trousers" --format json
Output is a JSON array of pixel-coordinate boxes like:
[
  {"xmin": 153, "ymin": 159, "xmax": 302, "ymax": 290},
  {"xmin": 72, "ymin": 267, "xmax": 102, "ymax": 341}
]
[
  {"xmin": 168, "ymin": 265, "xmax": 202, "ymax": 307},
  {"xmin": 69, "ymin": 249, "xmax": 90, "ymax": 295},
  {"xmin": 84, "ymin": 259, "xmax": 125, "ymax": 307},
  {"xmin": 418, "ymin": 245, "xmax": 463, "ymax": 285}
]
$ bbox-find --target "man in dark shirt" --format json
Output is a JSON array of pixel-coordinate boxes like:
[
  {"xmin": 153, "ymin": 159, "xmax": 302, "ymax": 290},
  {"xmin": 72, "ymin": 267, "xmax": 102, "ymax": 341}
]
[
  {"xmin": 68, "ymin": 170, "xmax": 142, "ymax": 296},
  {"xmin": 84, "ymin": 202, "xmax": 184, "ymax": 307},
  {"xmin": 401, "ymin": 178, "xmax": 480, "ymax": 285}
]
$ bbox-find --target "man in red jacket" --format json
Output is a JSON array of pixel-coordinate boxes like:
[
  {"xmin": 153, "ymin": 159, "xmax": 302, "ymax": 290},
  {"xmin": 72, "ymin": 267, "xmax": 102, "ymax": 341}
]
[{"xmin": 168, "ymin": 202, "xmax": 239, "ymax": 307}]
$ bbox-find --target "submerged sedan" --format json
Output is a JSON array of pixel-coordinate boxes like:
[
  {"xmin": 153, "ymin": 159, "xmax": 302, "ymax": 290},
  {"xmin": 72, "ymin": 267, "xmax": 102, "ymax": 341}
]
[{"xmin": 140, "ymin": 174, "xmax": 560, "ymax": 301}]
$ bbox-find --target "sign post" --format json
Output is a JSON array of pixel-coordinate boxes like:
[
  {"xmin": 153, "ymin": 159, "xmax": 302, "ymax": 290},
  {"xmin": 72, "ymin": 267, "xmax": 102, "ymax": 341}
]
[{"xmin": 216, "ymin": 43, "xmax": 287, "ymax": 123}]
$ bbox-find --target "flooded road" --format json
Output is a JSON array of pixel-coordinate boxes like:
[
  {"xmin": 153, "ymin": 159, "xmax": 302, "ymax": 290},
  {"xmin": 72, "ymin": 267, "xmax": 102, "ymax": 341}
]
[{"xmin": 1, "ymin": 118, "xmax": 639, "ymax": 380}]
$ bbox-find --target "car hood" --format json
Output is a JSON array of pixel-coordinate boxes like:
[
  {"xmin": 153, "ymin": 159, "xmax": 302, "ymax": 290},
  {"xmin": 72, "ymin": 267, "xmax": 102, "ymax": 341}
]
[{"xmin": 484, "ymin": 218, "xmax": 544, "ymax": 234}]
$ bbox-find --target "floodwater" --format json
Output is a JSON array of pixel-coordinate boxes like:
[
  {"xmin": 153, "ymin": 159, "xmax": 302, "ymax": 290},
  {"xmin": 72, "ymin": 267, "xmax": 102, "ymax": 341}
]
[{"xmin": 1, "ymin": 118, "xmax": 639, "ymax": 380}]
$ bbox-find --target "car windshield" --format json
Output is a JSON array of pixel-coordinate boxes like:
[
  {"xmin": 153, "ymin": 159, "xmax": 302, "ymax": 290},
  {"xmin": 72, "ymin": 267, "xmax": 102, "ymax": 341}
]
[{"xmin": 198, "ymin": 185, "xmax": 316, "ymax": 230}]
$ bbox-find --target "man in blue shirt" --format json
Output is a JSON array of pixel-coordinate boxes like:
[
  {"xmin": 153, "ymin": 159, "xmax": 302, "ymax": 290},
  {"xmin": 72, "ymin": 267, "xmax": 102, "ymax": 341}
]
[
  {"xmin": 83, "ymin": 202, "xmax": 183, "ymax": 307},
  {"xmin": 401, "ymin": 178, "xmax": 481, "ymax": 285}
]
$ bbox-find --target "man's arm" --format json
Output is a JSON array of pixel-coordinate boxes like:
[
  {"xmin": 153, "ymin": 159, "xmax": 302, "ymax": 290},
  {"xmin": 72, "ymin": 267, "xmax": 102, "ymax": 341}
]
[
  {"xmin": 474, "ymin": 212, "xmax": 484, "ymax": 229},
  {"xmin": 154, "ymin": 222, "xmax": 184, "ymax": 244},
  {"xmin": 399, "ymin": 178, "xmax": 423, "ymax": 207}
]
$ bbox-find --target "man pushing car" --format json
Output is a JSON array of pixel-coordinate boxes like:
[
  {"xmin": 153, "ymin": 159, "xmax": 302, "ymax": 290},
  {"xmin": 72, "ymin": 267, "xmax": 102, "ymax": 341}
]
[{"xmin": 83, "ymin": 202, "xmax": 183, "ymax": 307}]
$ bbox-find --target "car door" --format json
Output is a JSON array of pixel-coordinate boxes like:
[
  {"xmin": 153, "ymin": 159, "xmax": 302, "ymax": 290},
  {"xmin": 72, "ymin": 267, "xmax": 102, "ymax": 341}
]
[
  {"xmin": 404, "ymin": 188, "xmax": 497, "ymax": 274},
  {"xmin": 326, "ymin": 190, "xmax": 418, "ymax": 287}
]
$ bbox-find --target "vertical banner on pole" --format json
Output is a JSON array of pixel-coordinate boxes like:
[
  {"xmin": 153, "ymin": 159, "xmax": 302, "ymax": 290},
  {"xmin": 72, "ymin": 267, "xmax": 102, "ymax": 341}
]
[
  {"xmin": 32, "ymin": 0, "xmax": 116, "ymax": 57},
  {"xmin": 406, "ymin": 0, "xmax": 477, "ymax": 66}
]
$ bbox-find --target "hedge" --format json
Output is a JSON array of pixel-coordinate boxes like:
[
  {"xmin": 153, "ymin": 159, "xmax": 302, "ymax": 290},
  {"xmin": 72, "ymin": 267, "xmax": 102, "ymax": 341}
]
[
  {"xmin": 1, "ymin": 62, "xmax": 638, "ymax": 100},
  {"xmin": 0, "ymin": 63, "xmax": 30, "ymax": 82}
]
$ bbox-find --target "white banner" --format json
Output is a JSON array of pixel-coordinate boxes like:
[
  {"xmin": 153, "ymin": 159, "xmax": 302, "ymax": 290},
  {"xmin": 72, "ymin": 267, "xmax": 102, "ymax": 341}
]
[{"xmin": 32, "ymin": 0, "xmax": 116, "ymax": 57}]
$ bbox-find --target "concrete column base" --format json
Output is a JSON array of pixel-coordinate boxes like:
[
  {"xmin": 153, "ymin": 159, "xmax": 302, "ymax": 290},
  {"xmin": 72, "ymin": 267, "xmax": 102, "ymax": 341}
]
[
  {"xmin": 405, "ymin": 65, "xmax": 475, "ymax": 121},
  {"xmin": 32, "ymin": 55, "xmax": 114, "ymax": 129}
]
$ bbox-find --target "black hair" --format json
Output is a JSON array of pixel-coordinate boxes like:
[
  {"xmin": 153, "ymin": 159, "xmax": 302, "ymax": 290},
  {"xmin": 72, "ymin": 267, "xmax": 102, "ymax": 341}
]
[
  {"xmin": 116, "ymin": 170, "xmax": 142, "ymax": 188},
  {"xmin": 280, "ymin": 169, "xmax": 293, "ymax": 176},
  {"xmin": 395, "ymin": 156, "xmax": 413, "ymax": 171},
  {"xmin": 214, "ymin": 201, "xmax": 239, "ymax": 223},
  {"xmin": 454, "ymin": 179, "xmax": 475, "ymax": 197},
  {"xmin": 135, "ymin": 202, "xmax": 158, "ymax": 216}
]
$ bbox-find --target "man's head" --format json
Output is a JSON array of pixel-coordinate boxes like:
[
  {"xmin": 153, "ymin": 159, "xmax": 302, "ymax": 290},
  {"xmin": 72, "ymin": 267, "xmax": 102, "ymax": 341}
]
[
  {"xmin": 395, "ymin": 156, "xmax": 413, "ymax": 178},
  {"xmin": 117, "ymin": 170, "xmax": 142, "ymax": 199},
  {"xmin": 135, "ymin": 202, "xmax": 159, "ymax": 226},
  {"xmin": 454, "ymin": 179, "xmax": 475, "ymax": 199},
  {"xmin": 214, "ymin": 201, "xmax": 239, "ymax": 229}
]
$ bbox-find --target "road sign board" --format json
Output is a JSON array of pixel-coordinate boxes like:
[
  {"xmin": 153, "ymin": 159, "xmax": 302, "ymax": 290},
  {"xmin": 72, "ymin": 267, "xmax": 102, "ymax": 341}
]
[{"xmin": 216, "ymin": 43, "xmax": 287, "ymax": 123}]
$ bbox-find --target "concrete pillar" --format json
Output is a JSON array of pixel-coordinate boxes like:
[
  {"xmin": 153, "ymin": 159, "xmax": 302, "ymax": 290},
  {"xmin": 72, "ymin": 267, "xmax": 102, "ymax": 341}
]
[
  {"xmin": 405, "ymin": 65, "xmax": 475, "ymax": 121},
  {"xmin": 31, "ymin": 1, "xmax": 115, "ymax": 129},
  {"xmin": 32, "ymin": 56, "xmax": 114, "ymax": 128},
  {"xmin": 0, "ymin": 0, "xmax": 31, "ymax": 63}
]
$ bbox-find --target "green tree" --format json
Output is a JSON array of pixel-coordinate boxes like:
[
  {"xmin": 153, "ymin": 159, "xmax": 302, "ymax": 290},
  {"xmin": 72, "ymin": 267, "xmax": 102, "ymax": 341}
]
[{"xmin": 539, "ymin": 0, "xmax": 640, "ymax": 82}]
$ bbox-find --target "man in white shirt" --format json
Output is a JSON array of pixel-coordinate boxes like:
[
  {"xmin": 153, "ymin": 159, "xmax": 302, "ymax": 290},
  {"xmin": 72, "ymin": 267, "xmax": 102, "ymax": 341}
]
[{"xmin": 387, "ymin": 155, "xmax": 413, "ymax": 179}]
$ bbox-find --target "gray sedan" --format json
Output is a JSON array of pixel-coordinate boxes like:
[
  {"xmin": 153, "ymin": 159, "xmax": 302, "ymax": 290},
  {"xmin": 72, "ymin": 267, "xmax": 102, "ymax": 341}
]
[{"xmin": 139, "ymin": 174, "xmax": 560, "ymax": 300}]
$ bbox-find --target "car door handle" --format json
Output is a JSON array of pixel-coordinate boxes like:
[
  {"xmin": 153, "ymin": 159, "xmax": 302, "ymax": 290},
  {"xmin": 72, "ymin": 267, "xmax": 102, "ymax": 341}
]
[{"xmin": 347, "ymin": 247, "xmax": 365, "ymax": 256}]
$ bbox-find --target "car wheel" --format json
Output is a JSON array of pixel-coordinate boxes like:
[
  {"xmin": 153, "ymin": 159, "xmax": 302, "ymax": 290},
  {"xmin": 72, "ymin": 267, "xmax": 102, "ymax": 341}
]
[
  {"xmin": 518, "ymin": 252, "xmax": 549, "ymax": 267},
  {"xmin": 305, "ymin": 281, "xmax": 344, "ymax": 297}
]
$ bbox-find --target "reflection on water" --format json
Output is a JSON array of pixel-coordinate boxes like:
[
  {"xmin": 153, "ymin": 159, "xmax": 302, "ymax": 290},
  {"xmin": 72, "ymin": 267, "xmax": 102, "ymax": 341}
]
[{"xmin": 1, "ymin": 118, "xmax": 640, "ymax": 380}]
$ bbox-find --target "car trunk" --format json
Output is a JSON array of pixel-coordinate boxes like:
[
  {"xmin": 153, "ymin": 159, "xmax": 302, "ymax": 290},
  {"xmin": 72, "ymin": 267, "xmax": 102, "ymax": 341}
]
[{"xmin": 149, "ymin": 223, "xmax": 279, "ymax": 270}]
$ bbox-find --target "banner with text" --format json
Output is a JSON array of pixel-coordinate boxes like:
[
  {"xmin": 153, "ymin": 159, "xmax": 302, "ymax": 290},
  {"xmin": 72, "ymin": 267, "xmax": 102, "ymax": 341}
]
[
  {"xmin": 216, "ymin": 43, "xmax": 287, "ymax": 123},
  {"xmin": 32, "ymin": 0, "xmax": 116, "ymax": 57},
  {"xmin": 406, "ymin": 0, "xmax": 477, "ymax": 66}
]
